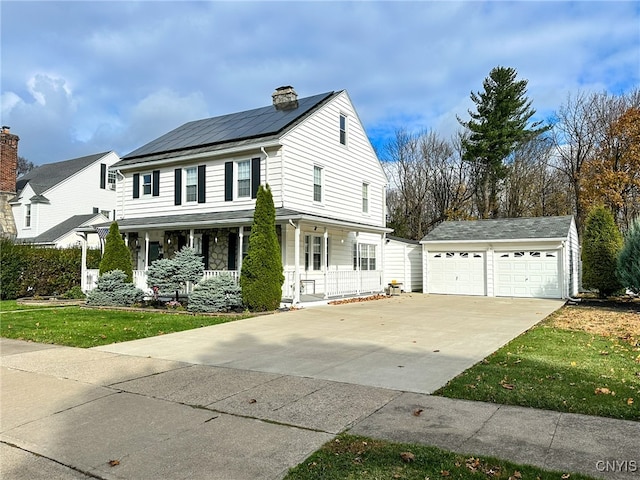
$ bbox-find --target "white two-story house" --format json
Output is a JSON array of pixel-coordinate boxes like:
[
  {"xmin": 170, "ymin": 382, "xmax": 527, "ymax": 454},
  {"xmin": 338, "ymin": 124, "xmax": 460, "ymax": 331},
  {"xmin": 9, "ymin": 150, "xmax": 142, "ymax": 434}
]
[
  {"xmin": 85, "ymin": 87, "xmax": 390, "ymax": 304},
  {"xmin": 11, "ymin": 151, "xmax": 119, "ymax": 248}
]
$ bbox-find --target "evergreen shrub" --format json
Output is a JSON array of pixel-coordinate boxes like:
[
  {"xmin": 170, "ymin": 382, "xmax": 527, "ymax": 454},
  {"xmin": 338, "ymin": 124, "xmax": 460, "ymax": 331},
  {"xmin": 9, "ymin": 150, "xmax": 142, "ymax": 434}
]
[
  {"xmin": 99, "ymin": 222, "xmax": 133, "ymax": 282},
  {"xmin": 86, "ymin": 270, "xmax": 144, "ymax": 306},
  {"xmin": 240, "ymin": 184, "xmax": 284, "ymax": 311},
  {"xmin": 617, "ymin": 217, "xmax": 640, "ymax": 294},
  {"xmin": 582, "ymin": 206, "xmax": 624, "ymax": 297},
  {"xmin": 146, "ymin": 246, "xmax": 204, "ymax": 300},
  {"xmin": 188, "ymin": 275, "xmax": 243, "ymax": 313}
]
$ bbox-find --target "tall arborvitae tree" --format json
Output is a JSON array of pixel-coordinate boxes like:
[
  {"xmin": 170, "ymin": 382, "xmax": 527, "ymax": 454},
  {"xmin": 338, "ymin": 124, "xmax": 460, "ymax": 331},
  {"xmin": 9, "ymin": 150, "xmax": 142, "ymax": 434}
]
[
  {"xmin": 99, "ymin": 222, "xmax": 133, "ymax": 282},
  {"xmin": 582, "ymin": 206, "xmax": 624, "ymax": 297},
  {"xmin": 458, "ymin": 66, "xmax": 548, "ymax": 218},
  {"xmin": 240, "ymin": 184, "xmax": 284, "ymax": 311},
  {"xmin": 617, "ymin": 217, "xmax": 640, "ymax": 294}
]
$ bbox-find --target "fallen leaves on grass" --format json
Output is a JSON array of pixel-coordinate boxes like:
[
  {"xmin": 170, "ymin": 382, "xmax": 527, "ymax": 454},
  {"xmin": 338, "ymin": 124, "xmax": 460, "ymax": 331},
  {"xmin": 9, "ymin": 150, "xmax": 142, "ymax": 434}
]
[
  {"xmin": 400, "ymin": 451, "xmax": 415, "ymax": 463},
  {"xmin": 594, "ymin": 387, "xmax": 615, "ymax": 395}
]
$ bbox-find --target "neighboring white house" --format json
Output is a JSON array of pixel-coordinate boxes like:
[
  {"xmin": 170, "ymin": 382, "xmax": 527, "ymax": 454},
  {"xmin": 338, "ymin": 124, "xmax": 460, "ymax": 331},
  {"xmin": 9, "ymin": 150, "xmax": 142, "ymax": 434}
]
[
  {"xmin": 420, "ymin": 216, "xmax": 580, "ymax": 299},
  {"xmin": 11, "ymin": 151, "xmax": 119, "ymax": 247},
  {"xmin": 384, "ymin": 236, "xmax": 423, "ymax": 292},
  {"xmin": 85, "ymin": 87, "xmax": 390, "ymax": 303}
]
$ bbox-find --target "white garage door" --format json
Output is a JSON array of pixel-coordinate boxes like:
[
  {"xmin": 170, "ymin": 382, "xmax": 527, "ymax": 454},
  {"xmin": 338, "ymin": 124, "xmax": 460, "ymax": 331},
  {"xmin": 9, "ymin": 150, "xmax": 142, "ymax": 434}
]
[
  {"xmin": 495, "ymin": 250, "xmax": 561, "ymax": 298},
  {"xmin": 428, "ymin": 251, "xmax": 485, "ymax": 295}
]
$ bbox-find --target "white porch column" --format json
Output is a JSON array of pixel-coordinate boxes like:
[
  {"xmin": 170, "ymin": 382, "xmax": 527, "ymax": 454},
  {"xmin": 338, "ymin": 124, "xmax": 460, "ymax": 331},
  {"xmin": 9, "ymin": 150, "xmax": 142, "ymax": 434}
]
[
  {"xmin": 238, "ymin": 226, "xmax": 244, "ymax": 273},
  {"xmin": 323, "ymin": 227, "xmax": 329, "ymax": 299},
  {"xmin": 293, "ymin": 223, "xmax": 301, "ymax": 305},
  {"xmin": 79, "ymin": 233, "xmax": 88, "ymax": 292},
  {"xmin": 355, "ymin": 232, "xmax": 361, "ymax": 295},
  {"xmin": 380, "ymin": 232, "xmax": 385, "ymax": 292},
  {"xmin": 144, "ymin": 232, "xmax": 150, "ymax": 271},
  {"xmin": 189, "ymin": 228, "xmax": 195, "ymax": 248}
]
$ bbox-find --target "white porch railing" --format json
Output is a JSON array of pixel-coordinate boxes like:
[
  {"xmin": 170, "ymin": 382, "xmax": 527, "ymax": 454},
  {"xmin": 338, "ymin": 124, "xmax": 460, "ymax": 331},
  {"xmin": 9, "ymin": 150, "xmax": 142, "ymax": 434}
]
[
  {"xmin": 86, "ymin": 268, "xmax": 383, "ymax": 300},
  {"xmin": 283, "ymin": 268, "xmax": 383, "ymax": 299}
]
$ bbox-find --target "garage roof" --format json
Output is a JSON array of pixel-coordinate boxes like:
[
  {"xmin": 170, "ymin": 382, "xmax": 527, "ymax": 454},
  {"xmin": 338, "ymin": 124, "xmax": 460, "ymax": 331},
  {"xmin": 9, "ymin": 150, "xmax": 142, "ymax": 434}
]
[{"xmin": 421, "ymin": 216, "xmax": 574, "ymax": 242}]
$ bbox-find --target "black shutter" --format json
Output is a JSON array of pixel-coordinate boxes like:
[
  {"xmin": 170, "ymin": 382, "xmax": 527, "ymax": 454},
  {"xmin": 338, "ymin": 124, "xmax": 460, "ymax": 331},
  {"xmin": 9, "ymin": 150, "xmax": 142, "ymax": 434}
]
[
  {"xmin": 197, "ymin": 165, "xmax": 206, "ymax": 203},
  {"xmin": 100, "ymin": 163, "xmax": 106, "ymax": 189},
  {"xmin": 174, "ymin": 168, "xmax": 182, "ymax": 205},
  {"xmin": 152, "ymin": 170, "xmax": 160, "ymax": 196},
  {"xmin": 251, "ymin": 157, "xmax": 261, "ymax": 199},
  {"xmin": 224, "ymin": 161, "xmax": 233, "ymax": 201},
  {"xmin": 133, "ymin": 173, "xmax": 140, "ymax": 198}
]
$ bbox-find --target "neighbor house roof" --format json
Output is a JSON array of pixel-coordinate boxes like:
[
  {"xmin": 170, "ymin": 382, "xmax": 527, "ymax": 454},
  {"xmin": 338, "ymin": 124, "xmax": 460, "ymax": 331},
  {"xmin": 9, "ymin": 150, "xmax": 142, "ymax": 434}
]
[
  {"xmin": 16, "ymin": 152, "xmax": 111, "ymax": 196},
  {"xmin": 20, "ymin": 214, "xmax": 105, "ymax": 245},
  {"xmin": 421, "ymin": 216, "xmax": 574, "ymax": 243},
  {"xmin": 114, "ymin": 91, "xmax": 339, "ymax": 168}
]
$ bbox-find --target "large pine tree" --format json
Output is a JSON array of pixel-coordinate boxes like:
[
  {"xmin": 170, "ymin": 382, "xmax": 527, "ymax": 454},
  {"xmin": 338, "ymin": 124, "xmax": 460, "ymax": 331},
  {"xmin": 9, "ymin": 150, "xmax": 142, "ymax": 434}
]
[
  {"xmin": 240, "ymin": 184, "xmax": 284, "ymax": 311},
  {"xmin": 458, "ymin": 66, "xmax": 548, "ymax": 218},
  {"xmin": 99, "ymin": 222, "xmax": 133, "ymax": 282}
]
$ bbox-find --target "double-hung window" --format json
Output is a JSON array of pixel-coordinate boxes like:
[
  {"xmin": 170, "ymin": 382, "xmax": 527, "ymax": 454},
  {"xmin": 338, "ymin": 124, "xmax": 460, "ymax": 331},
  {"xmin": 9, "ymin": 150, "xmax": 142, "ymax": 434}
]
[
  {"xmin": 353, "ymin": 244, "xmax": 376, "ymax": 271},
  {"xmin": 107, "ymin": 170, "xmax": 116, "ymax": 190},
  {"xmin": 25, "ymin": 204, "xmax": 31, "ymax": 228},
  {"xmin": 313, "ymin": 166, "xmax": 322, "ymax": 202},
  {"xmin": 238, "ymin": 160, "xmax": 251, "ymax": 198},
  {"xmin": 304, "ymin": 235, "xmax": 324, "ymax": 271},
  {"xmin": 339, "ymin": 114, "xmax": 347, "ymax": 145},
  {"xmin": 185, "ymin": 167, "xmax": 197, "ymax": 202},
  {"xmin": 362, "ymin": 183, "xmax": 369, "ymax": 213},
  {"xmin": 142, "ymin": 173, "xmax": 152, "ymax": 196}
]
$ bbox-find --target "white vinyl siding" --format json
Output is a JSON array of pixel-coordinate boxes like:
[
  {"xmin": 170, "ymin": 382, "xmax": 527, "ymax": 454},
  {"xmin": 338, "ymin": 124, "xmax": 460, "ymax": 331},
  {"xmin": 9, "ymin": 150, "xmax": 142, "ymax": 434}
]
[
  {"xmin": 185, "ymin": 167, "xmax": 197, "ymax": 202},
  {"xmin": 384, "ymin": 238, "xmax": 423, "ymax": 292},
  {"xmin": 279, "ymin": 91, "xmax": 386, "ymax": 228}
]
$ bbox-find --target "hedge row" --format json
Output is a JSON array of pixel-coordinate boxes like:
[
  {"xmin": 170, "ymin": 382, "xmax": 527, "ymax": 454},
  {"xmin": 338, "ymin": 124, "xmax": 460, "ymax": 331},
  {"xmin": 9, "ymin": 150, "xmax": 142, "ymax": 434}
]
[{"xmin": 0, "ymin": 238, "xmax": 101, "ymax": 300}]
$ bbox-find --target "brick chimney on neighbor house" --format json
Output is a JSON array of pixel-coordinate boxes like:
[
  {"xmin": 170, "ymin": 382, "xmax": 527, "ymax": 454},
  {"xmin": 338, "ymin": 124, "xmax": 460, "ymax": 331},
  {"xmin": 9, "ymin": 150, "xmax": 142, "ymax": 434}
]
[
  {"xmin": 0, "ymin": 126, "xmax": 19, "ymax": 238},
  {"xmin": 272, "ymin": 86, "xmax": 298, "ymax": 110}
]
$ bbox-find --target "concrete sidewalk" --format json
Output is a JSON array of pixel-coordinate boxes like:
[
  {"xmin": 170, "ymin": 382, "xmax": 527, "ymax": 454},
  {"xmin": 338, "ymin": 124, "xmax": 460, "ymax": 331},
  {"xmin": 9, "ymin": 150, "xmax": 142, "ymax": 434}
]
[{"xmin": 1, "ymin": 338, "xmax": 638, "ymax": 480}]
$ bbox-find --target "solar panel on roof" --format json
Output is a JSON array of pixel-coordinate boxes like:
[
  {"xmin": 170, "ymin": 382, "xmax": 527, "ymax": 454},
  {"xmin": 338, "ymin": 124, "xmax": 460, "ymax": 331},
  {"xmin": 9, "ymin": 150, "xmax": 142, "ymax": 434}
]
[{"xmin": 123, "ymin": 91, "xmax": 334, "ymax": 159}]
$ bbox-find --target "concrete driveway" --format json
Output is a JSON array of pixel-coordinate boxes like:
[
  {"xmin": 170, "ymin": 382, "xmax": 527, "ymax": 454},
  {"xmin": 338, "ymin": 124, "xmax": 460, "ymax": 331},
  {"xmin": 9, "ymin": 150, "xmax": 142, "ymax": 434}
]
[{"xmin": 96, "ymin": 294, "xmax": 563, "ymax": 393}]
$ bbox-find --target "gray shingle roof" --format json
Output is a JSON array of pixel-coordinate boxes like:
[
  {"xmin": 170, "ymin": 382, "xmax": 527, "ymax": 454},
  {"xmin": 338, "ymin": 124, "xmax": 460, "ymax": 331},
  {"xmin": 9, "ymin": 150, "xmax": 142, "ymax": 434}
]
[
  {"xmin": 16, "ymin": 152, "xmax": 110, "ymax": 196},
  {"xmin": 24, "ymin": 214, "xmax": 100, "ymax": 244},
  {"xmin": 116, "ymin": 91, "xmax": 337, "ymax": 166},
  {"xmin": 421, "ymin": 216, "xmax": 574, "ymax": 242}
]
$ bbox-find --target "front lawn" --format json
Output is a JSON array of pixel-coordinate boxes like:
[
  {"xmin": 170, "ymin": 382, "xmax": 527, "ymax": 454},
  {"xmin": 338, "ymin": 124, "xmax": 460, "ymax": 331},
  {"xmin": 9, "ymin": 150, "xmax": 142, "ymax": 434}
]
[
  {"xmin": 434, "ymin": 300, "xmax": 640, "ymax": 421},
  {"xmin": 285, "ymin": 434, "xmax": 596, "ymax": 480},
  {"xmin": 0, "ymin": 305, "xmax": 253, "ymax": 348}
]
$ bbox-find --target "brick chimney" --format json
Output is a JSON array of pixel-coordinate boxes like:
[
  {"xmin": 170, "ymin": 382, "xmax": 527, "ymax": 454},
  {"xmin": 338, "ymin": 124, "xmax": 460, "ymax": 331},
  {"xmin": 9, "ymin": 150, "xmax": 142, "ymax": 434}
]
[
  {"xmin": 1, "ymin": 126, "xmax": 19, "ymax": 194},
  {"xmin": 0, "ymin": 126, "xmax": 18, "ymax": 239},
  {"xmin": 272, "ymin": 86, "xmax": 298, "ymax": 110}
]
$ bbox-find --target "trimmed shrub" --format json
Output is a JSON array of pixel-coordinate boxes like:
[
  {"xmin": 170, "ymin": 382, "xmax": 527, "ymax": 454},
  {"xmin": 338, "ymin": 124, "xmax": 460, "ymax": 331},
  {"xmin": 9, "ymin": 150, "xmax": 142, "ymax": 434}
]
[
  {"xmin": 99, "ymin": 222, "xmax": 133, "ymax": 282},
  {"xmin": 86, "ymin": 270, "xmax": 144, "ymax": 306},
  {"xmin": 188, "ymin": 275, "xmax": 243, "ymax": 313},
  {"xmin": 62, "ymin": 286, "xmax": 86, "ymax": 299},
  {"xmin": 617, "ymin": 217, "xmax": 640, "ymax": 294},
  {"xmin": 240, "ymin": 184, "xmax": 284, "ymax": 311},
  {"xmin": 582, "ymin": 206, "xmax": 624, "ymax": 297},
  {"xmin": 0, "ymin": 238, "xmax": 101, "ymax": 300},
  {"xmin": 146, "ymin": 246, "xmax": 204, "ymax": 300}
]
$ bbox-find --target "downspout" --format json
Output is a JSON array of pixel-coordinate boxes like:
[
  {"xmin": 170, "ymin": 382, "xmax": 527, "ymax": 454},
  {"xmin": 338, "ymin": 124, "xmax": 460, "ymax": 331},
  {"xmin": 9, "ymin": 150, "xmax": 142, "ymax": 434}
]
[
  {"xmin": 116, "ymin": 170, "xmax": 125, "ymax": 219},
  {"xmin": 290, "ymin": 219, "xmax": 300, "ymax": 305}
]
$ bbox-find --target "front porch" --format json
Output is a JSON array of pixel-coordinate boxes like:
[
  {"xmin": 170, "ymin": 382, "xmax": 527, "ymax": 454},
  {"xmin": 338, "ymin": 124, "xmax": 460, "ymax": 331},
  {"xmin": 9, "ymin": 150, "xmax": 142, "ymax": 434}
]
[
  {"xmin": 80, "ymin": 208, "xmax": 390, "ymax": 305},
  {"xmin": 84, "ymin": 267, "xmax": 383, "ymax": 303}
]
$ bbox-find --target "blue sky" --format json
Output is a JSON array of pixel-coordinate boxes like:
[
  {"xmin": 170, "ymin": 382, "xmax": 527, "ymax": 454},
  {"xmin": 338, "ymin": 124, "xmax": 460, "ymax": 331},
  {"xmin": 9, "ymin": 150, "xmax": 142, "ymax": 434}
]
[{"xmin": 1, "ymin": 1, "xmax": 638, "ymax": 165}]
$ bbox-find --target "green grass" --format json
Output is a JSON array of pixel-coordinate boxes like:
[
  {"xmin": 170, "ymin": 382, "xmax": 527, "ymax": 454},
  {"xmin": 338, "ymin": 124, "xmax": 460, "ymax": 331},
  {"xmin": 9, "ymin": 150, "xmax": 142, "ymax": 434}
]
[
  {"xmin": 0, "ymin": 300, "xmax": 70, "ymax": 311},
  {"xmin": 284, "ymin": 434, "xmax": 597, "ymax": 480},
  {"xmin": 434, "ymin": 321, "xmax": 640, "ymax": 421},
  {"xmin": 0, "ymin": 305, "xmax": 252, "ymax": 348}
]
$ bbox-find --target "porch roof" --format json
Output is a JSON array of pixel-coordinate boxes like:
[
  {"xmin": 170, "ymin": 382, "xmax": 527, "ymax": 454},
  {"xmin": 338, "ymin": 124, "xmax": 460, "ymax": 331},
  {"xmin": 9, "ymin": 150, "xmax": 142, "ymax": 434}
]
[{"xmin": 82, "ymin": 208, "xmax": 391, "ymax": 234}]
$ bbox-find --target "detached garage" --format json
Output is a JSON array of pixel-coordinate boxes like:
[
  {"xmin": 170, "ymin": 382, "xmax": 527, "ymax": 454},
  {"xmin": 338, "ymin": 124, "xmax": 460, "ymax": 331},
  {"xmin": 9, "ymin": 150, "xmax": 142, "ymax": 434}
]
[{"xmin": 420, "ymin": 216, "xmax": 579, "ymax": 299}]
